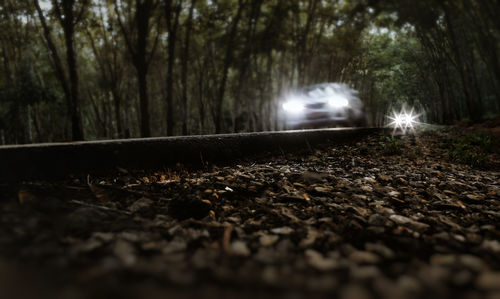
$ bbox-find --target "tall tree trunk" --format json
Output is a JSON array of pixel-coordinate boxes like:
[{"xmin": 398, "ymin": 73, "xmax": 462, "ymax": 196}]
[
  {"xmin": 112, "ymin": 88, "xmax": 123, "ymax": 138},
  {"xmin": 165, "ymin": 0, "xmax": 181, "ymax": 136},
  {"xmin": 180, "ymin": 0, "xmax": 196, "ymax": 135},
  {"xmin": 63, "ymin": 11, "xmax": 84, "ymax": 140},
  {"xmin": 115, "ymin": 0, "xmax": 159, "ymax": 138},
  {"xmin": 137, "ymin": 66, "xmax": 150, "ymax": 137},
  {"xmin": 214, "ymin": 0, "xmax": 244, "ymax": 133},
  {"xmin": 442, "ymin": 3, "xmax": 482, "ymax": 123},
  {"xmin": 33, "ymin": 0, "xmax": 73, "ymax": 135}
]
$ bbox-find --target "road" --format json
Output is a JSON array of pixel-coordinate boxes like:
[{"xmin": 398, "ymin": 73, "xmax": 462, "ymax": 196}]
[{"xmin": 0, "ymin": 128, "xmax": 382, "ymax": 181}]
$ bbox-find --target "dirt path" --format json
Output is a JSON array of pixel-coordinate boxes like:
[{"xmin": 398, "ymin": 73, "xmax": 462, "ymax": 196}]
[{"xmin": 1, "ymin": 129, "xmax": 499, "ymax": 299}]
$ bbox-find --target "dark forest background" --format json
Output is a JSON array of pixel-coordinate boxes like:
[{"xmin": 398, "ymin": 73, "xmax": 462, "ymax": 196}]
[{"xmin": 0, "ymin": 0, "xmax": 499, "ymax": 144}]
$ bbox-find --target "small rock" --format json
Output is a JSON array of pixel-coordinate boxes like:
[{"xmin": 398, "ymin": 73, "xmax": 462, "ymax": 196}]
[
  {"xmin": 271, "ymin": 226, "xmax": 294, "ymax": 235},
  {"xmin": 481, "ymin": 239, "xmax": 500, "ymax": 253},
  {"xmin": 476, "ymin": 272, "xmax": 500, "ymax": 290},
  {"xmin": 389, "ymin": 214, "xmax": 429, "ymax": 232},
  {"xmin": 300, "ymin": 171, "xmax": 327, "ymax": 183},
  {"xmin": 92, "ymin": 232, "xmax": 114, "ymax": 242},
  {"xmin": 305, "ymin": 249, "xmax": 338, "ymax": 271},
  {"xmin": 262, "ymin": 266, "xmax": 279, "ymax": 284},
  {"xmin": 418, "ymin": 266, "xmax": 450, "ymax": 287},
  {"xmin": 430, "ymin": 254, "xmax": 456, "ymax": 266},
  {"xmin": 361, "ymin": 185, "xmax": 373, "ymax": 192},
  {"xmin": 340, "ymin": 283, "xmax": 373, "ymax": 299},
  {"xmin": 459, "ymin": 255, "xmax": 484, "ymax": 271},
  {"xmin": 465, "ymin": 194, "xmax": 483, "ymax": 201},
  {"xmin": 378, "ymin": 174, "xmax": 392, "ymax": 182},
  {"xmin": 259, "ymin": 234, "xmax": 279, "ymax": 246},
  {"xmin": 365, "ymin": 243, "xmax": 395, "ymax": 259},
  {"xmin": 231, "ymin": 241, "xmax": 251, "ymax": 256},
  {"xmin": 128, "ymin": 197, "xmax": 153, "ymax": 213},
  {"xmin": 162, "ymin": 238, "xmax": 187, "ymax": 254},
  {"xmin": 364, "ymin": 177, "xmax": 376, "ymax": 183},
  {"xmin": 432, "ymin": 231, "xmax": 451, "ymax": 242},
  {"xmin": 350, "ymin": 265, "xmax": 380, "ymax": 280},
  {"xmin": 314, "ymin": 186, "xmax": 331, "ymax": 193},
  {"xmin": 113, "ymin": 239, "xmax": 136, "ymax": 266},
  {"xmin": 368, "ymin": 214, "xmax": 387, "ymax": 226},
  {"xmin": 388, "ymin": 191, "xmax": 400, "ymax": 197},
  {"xmin": 452, "ymin": 270, "xmax": 473, "ymax": 286},
  {"xmin": 70, "ymin": 238, "xmax": 102, "ymax": 254},
  {"xmin": 397, "ymin": 275, "xmax": 421, "ymax": 293},
  {"xmin": 349, "ymin": 251, "xmax": 380, "ymax": 264}
]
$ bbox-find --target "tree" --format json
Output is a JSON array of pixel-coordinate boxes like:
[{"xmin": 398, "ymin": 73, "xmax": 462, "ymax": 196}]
[
  {"xmin": 114, "ymin": 0, "xmax": 161, "ymax": 137},
  {"xmin": 164, "ymin": 0, "xmax": 181, "ymax": 136},
  {"xmin": 33, "ymin": 0, "xmax": 87, "ymax": 140}
]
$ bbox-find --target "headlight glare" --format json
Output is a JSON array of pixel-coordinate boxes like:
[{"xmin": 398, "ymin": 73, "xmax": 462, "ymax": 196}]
[
  {"xmin": 283, "ymin": 101, "xmax": 305, "ymax": 113},
  {"xmin": 328, "ymin": 96, "xmax": 349, "ymax": 108}
]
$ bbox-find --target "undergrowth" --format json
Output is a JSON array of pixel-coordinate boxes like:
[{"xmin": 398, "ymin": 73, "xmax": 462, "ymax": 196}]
[
  {"xmin": 383, "ymin": 136, "xmax": 403, "ymax": 155},
  {"xmin": 445, "ymin": 131, "xmax": 497, "ymax": 168}
]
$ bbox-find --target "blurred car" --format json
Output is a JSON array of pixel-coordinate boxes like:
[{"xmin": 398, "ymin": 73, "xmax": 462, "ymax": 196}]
[{"xmin": 280, "ymin": 83, "xmax": 365, "ymax": 129}]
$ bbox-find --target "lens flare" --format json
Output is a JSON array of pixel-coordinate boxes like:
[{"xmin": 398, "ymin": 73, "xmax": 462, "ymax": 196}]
[{"xmin": 387, "ymin": 107, "xmax": 421, "ymax": 134}]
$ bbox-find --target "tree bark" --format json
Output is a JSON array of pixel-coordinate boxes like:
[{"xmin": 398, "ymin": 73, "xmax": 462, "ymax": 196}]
[
  {"xmin": 165, "ymin": 0, "xmax": 182, "ymax": 136},
  {"xmin": 115, "ymin": 0, "xmax": 159, "ymax": 137},
  {"xmin": 442, "ymin": 3, "xmax": 482, "ymax": 123},
  {"xmin": 180, "ymin": 0, "xmax": 196, "ymax": 135},
  {"xmin": 214, "ymin": 0, "xmax": 244, "ymax": 134},
  {"xmin": 35, "ymin": 0, "xmax": 84, "ymax": 140}
]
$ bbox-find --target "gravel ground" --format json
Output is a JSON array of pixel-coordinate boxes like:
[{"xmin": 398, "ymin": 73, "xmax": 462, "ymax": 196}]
[{"xmin": 1, "ymin": 128, "xmax": 499, "ymax": 299}]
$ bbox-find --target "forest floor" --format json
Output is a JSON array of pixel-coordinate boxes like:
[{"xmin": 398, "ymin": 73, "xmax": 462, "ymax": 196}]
[{"xmin": 0, "ymin": 127, "xmax": 499, "ymax": 299}]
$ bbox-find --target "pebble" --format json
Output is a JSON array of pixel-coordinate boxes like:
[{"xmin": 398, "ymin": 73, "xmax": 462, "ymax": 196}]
[
  {"xmin": 113, "ymin": 239, "xmax": 136, "ymax": 266},
  {"xmin": 259, "ymin": 234, "xmax": 279, "ymax": 246},
  {"xmin": 271, "ymin": 227, "xmax": 294, "ymax": 235},
  {"xmin": 368, "ymin": 214, "xmax": 387, "ymax": 226},
  {"xmin": 459, "ymin": 254, "xmax": 485, "ymax": 271},
  {"xmin": 231, "ymin": 241, "xmax": 251, "ymax": 256},
  {"xmin": 397, "ymin": 275, "xmax": 421, "ymax": 293},
  {"xmin": 305, "ymin": 249, "xmax": 338, "ymax": 271},
  {"xmin": 389, "ymin": 214, "xmax": 429, "ymax": 232},
  {"xmin": 349, "ymin": 251, "xmax": 380, "ymax": 264},
  {"xmin": 365, "ymin": 242, "xmax": 395, "ymax": 259},
  {"xmin": 476, "ymin": 272, "xmax": 500, "ymax": 290},
  {"xmin": 340, "ymin": 283, "xmax": 373, "ymax": 299},
  {"xmin": 350, "ymin": 265, "xmax": 380, "ymax": 280},
  {"xmin": 128, "ymin": 197, "xmax": 153, "ymax": 212},
  {"xmin": 378, "ymin": 174, "xmax": 392, "ymax": 182},
  {"xmin": 481, "ymin": 239, "xmax": 500, "ymax": 253},
  {"xmin": 430, "ymin": 254, "xmax": 456, "ymax": 266}
]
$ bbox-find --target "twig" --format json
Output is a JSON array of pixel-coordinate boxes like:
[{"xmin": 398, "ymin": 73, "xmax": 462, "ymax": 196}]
[
  {"xmin": 69, "ymin": 199, "xmax": 131, "ymax": 215},
  {"xmin": 222, "ymin": 224, "xmax": 234, "ymax": 255}
]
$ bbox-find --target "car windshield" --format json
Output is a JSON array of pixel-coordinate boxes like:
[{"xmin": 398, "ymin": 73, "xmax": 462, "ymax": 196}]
[{"xmin": 302, "ymin": 84, "xmax": 340, "ymax": 98}]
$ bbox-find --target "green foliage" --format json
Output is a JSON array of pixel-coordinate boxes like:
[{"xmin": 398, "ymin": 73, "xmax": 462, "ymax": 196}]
[
  {"xmin": 382, "ymin": 136, "xmax": 403, "ymax": 155},
  {"xmin": 0, "ymin": 65, "xmax": 55, "ymax": 106},
  {"xmin": 0, "ymin": 65, "xmax": 56, "ymax": 143},
  {"xmin": 445, "ymin": 131, "xmax": 497, "ymax": 168}
]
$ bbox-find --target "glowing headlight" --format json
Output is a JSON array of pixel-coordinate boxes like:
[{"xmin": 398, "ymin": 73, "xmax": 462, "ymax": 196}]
[
  {"xmin": 328, "ymin": 96, "xmax": 349, "ymax": 108},
  {"xmin": 283, "ymin": 101, "xmax": 305, "ymax": 113}
]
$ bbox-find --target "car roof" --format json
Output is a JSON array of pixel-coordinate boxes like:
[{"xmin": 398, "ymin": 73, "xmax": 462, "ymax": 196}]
[{"xmin": 301, "ymin": 83, "xmax": 350, "ymax": 93}]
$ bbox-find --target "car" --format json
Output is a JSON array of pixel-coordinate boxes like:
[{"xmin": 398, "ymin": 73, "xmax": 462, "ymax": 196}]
[{"xmin": 280, "ymin": 83, "xmax": 365, "ymax": 129}]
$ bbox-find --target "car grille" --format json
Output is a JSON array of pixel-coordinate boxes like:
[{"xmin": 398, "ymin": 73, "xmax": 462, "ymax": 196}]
[
  {"xmin": 306, "ymin": 112, "xmax": 329, "ymax": 120},
  {"xmin": 306, "ymin": 103, "xmax": 326, "ymax": 109}
]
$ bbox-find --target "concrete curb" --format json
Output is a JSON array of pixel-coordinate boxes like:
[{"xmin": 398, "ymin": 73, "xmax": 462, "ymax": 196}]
[{"xmin": 0, "ymin": 128, "xmax": 384, "ymax": 181}]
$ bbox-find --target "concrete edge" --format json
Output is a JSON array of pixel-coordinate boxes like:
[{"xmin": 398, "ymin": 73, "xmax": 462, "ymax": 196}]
[{"xmin": 0, "ymin": 128, "xmax": 385, "ymax": 182}]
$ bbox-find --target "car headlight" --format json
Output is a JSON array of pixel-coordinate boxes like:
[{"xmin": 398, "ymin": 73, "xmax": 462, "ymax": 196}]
[
  {"xmin": 328, "ymin": 95, "xmax": 349, "ymax": 108},
  {"xmin": 282, "ymin": 100, "xmax": 305, "ymax": 113}
]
